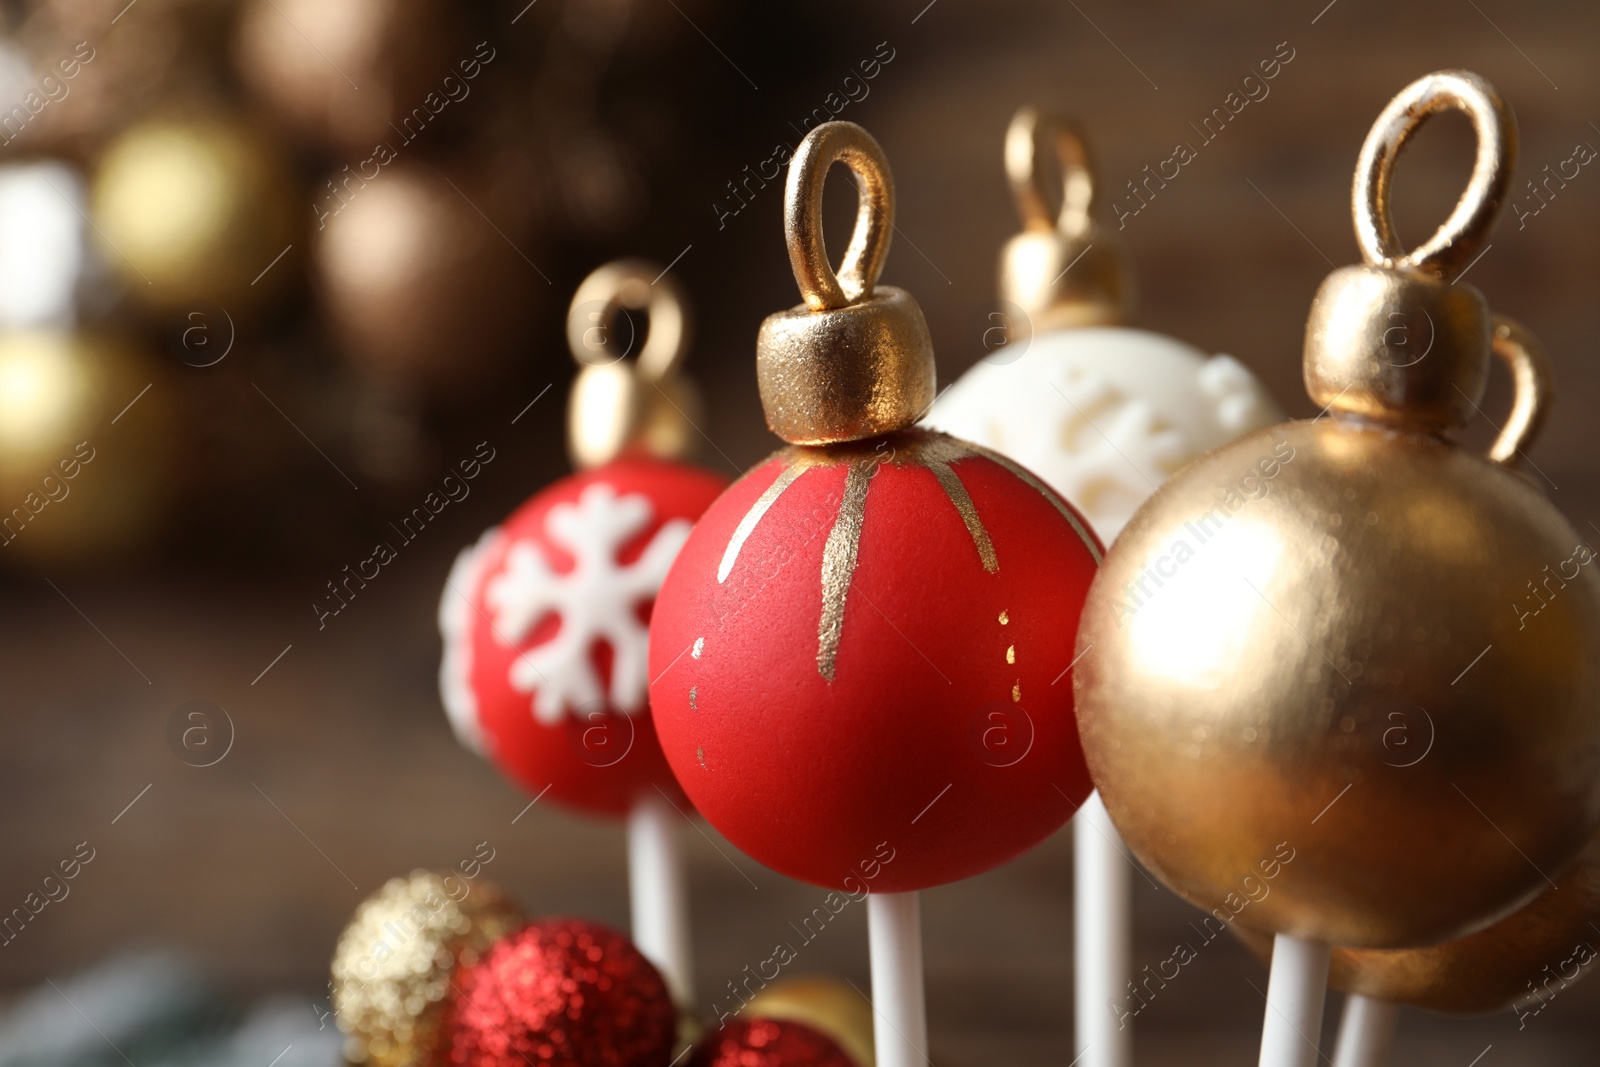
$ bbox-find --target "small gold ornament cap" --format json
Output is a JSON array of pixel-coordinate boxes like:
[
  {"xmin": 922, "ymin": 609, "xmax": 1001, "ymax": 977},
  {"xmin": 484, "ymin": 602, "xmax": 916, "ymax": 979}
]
[
  {"xmin": 757, "ymin": 121, "xmax": 936, "ymax": 445},
  {"xmin": 998, "ymin": 107, "xmax": 1131, "ymax": 330},
  {"xmin": 566, "ymin": 258, "xmax": 701, "ymax": 468},
  {"xmin": 1304, "ymin": 70, "xmax": 1530, "ymax": 439}
]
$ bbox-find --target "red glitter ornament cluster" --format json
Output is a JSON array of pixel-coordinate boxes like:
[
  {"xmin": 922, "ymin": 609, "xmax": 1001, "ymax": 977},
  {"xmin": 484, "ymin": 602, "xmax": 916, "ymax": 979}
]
[
  {"xmin": 447, "ymin": 918, "xmax": 677, "ymax": 1067},
  {"xmin": 688, "ymin": 1019, "xmax": 859, "ymax": 1067}
]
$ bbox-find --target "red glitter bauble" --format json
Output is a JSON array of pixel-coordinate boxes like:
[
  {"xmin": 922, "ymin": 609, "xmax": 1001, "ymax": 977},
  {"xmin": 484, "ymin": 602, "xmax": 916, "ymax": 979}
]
[
  {"xmin": 441, "ymin": 457, "xmax": 728, "ymax": 816},
  {"xmin": 688, "ymin": 1019, "xmax": 859, "ymax": 1067},
  {"xmin": 649, "ymin": 429, "xmax": 1102, "ymax": 892},
  {"xmin": 448, "ymin": 918, "xmax": 677, "ymax": 1067}
]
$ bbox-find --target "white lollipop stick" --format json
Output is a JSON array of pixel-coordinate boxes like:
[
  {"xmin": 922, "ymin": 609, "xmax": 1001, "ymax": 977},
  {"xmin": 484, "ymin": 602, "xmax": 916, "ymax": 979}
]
[
  {"xmin": 868, "ymin": 891, "xmax": 929, "ymax": 1067},
  {"xmin": 628, "ymin": 792, "xmax": 694, "ymax": 1009},
  {"xmin": 1074, "ymin": 792, "xmax": 1131, "ymax": 1067},
  {"xmin": 1330, "ymin": 994, "xmax": 1399, "ymax": 1067},
  {"xmin": 1258, "ymin": 933, "xmax": 1331, "ymax": 1067}
]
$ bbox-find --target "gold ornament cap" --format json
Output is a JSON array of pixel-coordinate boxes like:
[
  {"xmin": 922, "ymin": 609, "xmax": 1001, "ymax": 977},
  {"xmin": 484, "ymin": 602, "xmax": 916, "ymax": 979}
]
[
  {"xmin": 1304, "ymin": 70, "xmax": 1548, "ymax": 452},
  {"xmin": 567, "ymin": 259, "xmax": 701, "ymax": 468},
  {"xmin": 757, "ymin": 122, "xmax": 935, "ymax": 445},
  {"xmin": 998, "ymin": 108, "xmax": 1131, "ymax": 330}
]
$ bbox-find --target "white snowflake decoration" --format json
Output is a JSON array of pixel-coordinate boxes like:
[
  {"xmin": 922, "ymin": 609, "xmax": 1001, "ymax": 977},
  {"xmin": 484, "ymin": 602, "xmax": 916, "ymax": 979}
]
[
  {"xmin": 438, "ymin": 526, "xmax": 503, "ymax": 758},
  {"xmin": 485, "ymin": 483, "xmax": 691, "ymax": 726},
  {"xmin": 1039, "ymin": 364, "xmax": 1189, "ymax": 532}
]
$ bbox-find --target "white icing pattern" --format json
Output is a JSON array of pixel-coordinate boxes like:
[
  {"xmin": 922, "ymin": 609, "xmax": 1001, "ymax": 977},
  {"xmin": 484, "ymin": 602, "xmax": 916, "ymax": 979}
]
[
  {"xmin": 485, "ymin": 483, "xmax": 691, "ymax": 726},
  {"xmin": 928, "ymin": 326, "xmax": 1282, "ymax": 541},
  {"xmin": 1038, "ymin": 364, "xmax": 1189, "ymax": 532}
]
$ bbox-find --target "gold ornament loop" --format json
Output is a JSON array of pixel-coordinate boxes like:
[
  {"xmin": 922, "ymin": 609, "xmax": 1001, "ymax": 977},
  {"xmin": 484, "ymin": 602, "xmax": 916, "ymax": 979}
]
[
  {"xmin": 997, "ymin": 108, "xmax": 1131, "ymax": 329},
  {"xmin": 1353, "ymin": 69, "xmax": 1516, "ymax": 280},
  {"xmin": 784, "ymin": 121, "xmax": 895, "ymax": 311},
  {"xmin": 566, "ymin": 259, "xmax": 690, "ymax": 382},
  {"xmin": 1006, "ymin": 107, "xmax": 1094, "ymax": 239},
  {"xmin": 1305, "ymin": 70, "xmax": 1530, "ymax": 435},
  {"xmin": 757, "ymin": 122, "xmax": 934, "ymax": 445},
  {"xmin": 1487, "ymin": 314, "xmax": 1552, "ymax": 467},
  {"xmin": 565, "ymin": 259, "xmax": 699, "ymax": 469}
]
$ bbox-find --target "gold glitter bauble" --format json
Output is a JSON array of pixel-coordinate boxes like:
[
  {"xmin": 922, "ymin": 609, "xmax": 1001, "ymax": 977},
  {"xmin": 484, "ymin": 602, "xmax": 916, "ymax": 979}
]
[
  {"xmin": 744, "ymin": 977, "xmax": 875, "ymax": 1067},
  {"xmin": 331, "ymin": 871, "xmax": 522, "ymax": 1067},
  {"xmin": 91, "ymin": 114, "xmax": 298, "ymax": 313}
]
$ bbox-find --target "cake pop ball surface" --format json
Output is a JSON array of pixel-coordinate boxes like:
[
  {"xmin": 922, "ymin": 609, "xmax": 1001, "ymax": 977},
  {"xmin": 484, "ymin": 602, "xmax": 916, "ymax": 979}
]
[{"xmin": 650, "ymin": 429, "xmax": 1102, "ymax": 893}]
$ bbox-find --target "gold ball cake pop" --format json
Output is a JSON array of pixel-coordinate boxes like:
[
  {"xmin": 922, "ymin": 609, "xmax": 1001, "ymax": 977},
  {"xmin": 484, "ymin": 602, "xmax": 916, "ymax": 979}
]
[
  {"xmin": 1073, "ymin": 70, "xmax": 1600, "ymax": 950},
  {"xmin": 331, "ymin": 870, "xmax": 522, "ymax": 1067}
]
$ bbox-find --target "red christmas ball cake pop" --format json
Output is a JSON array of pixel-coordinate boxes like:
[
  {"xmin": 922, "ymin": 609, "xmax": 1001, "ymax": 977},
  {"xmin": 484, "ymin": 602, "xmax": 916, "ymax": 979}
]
[
  {"xmin": 440, "ymin": 261, "xmax": 727, "ymax": 816},
  {"xmin": 439, "ymin": 261, "xmax": 727, "ymax": 1012},
  {"xmin": 647, "ymin": 122, "xmax": 1102, "ymax": 894}
]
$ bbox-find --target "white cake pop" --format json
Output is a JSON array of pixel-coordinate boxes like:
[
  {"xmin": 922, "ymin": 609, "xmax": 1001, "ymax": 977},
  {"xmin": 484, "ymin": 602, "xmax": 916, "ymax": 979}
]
[
  {"xmin": 928, "ymin": 109, "xmax": 1281, "ymax": 542},
  {"xmin": 924, "ymin": 108, "xmax": 1282, "ymax": 1067}
]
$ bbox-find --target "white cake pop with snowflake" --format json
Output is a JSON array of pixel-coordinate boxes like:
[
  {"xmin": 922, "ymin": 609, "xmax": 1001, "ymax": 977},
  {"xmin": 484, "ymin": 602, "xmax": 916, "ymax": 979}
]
[
  {"xmin": 928, "ymin": 109, "xmax": 1282, "ymax": 542},
  {"xmin": 924, "ymin": 108, "xmax": 1283, "ymax": 1067}
]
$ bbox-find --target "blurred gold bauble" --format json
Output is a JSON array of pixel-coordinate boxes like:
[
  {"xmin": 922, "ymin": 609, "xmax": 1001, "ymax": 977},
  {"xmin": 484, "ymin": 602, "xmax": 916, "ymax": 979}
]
[
  {"xmin": 235, "ymin": 0, "xmax": 457, "ymax": 149},
  {"xmin": 1074, "ymin": 71, "xmax": 1600, "ymax": 950},
  {"xmin": 0, "ymin": 330, "xmax": 171, "ymax": 563},
  {"xmin": 1238, "ymin": 829, "xmax": 1600, "ymax": 1013},
  {"xmin": 330, "ymin": 870, "xmax": 522, "ymax": 1067},
  {"xmin": 16, "ymin": 0, "xmax": 234, "ymax": 159},
  {"xmin": 315, "ymin": 162, "xmax": 534, "ymax": 396},
  {"xmin": 91, "ymin": 115, "xmax": 298, "ymax": 313},
  {"xmin": 744, "ymin": 977, "xmax": 875, "ymax": 1067}
]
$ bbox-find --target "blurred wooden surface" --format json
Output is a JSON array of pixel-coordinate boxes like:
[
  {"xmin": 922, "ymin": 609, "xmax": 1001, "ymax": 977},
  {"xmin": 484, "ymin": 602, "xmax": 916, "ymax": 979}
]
[{"xmin": 5, "ymin": 0, "xmax": 1600, "ymax": 1063}]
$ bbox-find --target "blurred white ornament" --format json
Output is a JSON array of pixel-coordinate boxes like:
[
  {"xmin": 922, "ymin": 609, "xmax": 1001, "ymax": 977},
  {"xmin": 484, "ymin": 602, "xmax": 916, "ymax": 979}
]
[
  {"xmin": 927, "ymin": 108, "xmax": 1285, "ymax": 1067},
  {"xmin": 0, "ymin": 161, "xmax": 89, "ymax": 329}
]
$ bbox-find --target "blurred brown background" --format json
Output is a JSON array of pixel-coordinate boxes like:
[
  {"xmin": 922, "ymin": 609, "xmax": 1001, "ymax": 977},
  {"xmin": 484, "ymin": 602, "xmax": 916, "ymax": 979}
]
[{"xmin": 1, "ymin": 0, "xmax": 1598, "ymax": 1063}]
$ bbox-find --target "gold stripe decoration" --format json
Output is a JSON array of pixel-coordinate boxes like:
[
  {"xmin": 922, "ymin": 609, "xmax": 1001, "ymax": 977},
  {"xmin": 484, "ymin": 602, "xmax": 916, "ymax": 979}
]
[
  {"xmin": 917, "ymin": 435, "xmax": 999, "ymax": 574},
  {"xmin": 718, "ymin": 460, "xmax": 812, "ymax": 582},
  {"xmin": 816, "ymin": 460, "xmax": 873, "ymax": 681},
  {"xmin": 716, "ymin": 431, "xmax": 1063, "ymax": 685},
  {"xmin": 963, "ymin": 439, "xmax": 1104, "ymax": 564}
]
